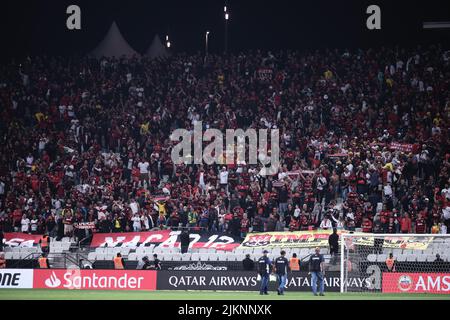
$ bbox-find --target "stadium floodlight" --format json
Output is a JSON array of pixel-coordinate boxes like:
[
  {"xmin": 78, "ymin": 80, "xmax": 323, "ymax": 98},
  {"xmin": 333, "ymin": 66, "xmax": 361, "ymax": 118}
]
[
  {"xmin": 167, "ymin": 41, "xmax": 171, "ymax": 48},
  {"xmin": 205, "ymin": 31, "xmax": 210, "ymax": 56},
  {"xmin": 225, "ymin": 13, "xmax": 229, "ymax": 20},
  {"xmin": 224, "ymin": 6, "xmax": 227, "ymax": 12}
]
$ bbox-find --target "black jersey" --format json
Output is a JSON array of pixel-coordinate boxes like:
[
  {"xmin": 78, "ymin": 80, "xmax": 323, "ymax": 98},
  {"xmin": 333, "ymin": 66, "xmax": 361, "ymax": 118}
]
[{"xmin": 274, "ymin": 256, "xmax": 289, "ymax": 275}]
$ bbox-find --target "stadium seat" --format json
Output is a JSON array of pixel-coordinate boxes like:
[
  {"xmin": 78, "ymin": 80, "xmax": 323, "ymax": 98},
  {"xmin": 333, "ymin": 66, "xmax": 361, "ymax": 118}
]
[
  {"xmin": 216, "ymin": 253, "xmax": 228, "ymax": 261},
  {"xmin": 52, "ymin": 242, "xmax": 62, "ymax": 248},
  {"xmin": 87, "ymin": 252, "xmax": 97, "ymax": 261},
  {"xmin": 126, "ymin": 253, "xmax": 136, "ymax": 261},
  {"xmin": 191, "ymin": 253, "xmax": 200, "ymax": 261},
  {"xmin": 5, "ymin": 252, "xmax": 13, "ymax": 259},
  {"xmin": 208, "ymin": 254, "xmax": 219, "ymax": 261},
  {"xmin": 198, "ymin": 253, "xmax": 209, "ymax": 261},
  {"xmin": 376, "ymin": 254, "xmax": 387, "ymax": 262},
  {"xmin": 416, "ymin": 255, "xmax": 427, "ymax": 262},
  {"xmin": 180, "ymin": 253, "xmax": 191, "ymax": 261},
  {"xmin": 396, "ymin": 254, "xmax": 407, "ymax": 262},
  {"xmin": 367, "ymin": 254, "xmax": 376, "ymax": 262},
  {"xmin": 95, "ymin": 247, "xmax": 105, "ymax": 254},
  {"xmin": 173, "ymin": 253, "xmax": 184, "ymax": 261},
  {"xmin": 160, "ymin": 254, "xmax": 173, "ymax": 261},
  {"xmin": 406, "ymin": 255, "xmax": 417, "ymax": 262},
  {"xmin": 94, "ymin": 253, "xmax": 104, "ymax": 260},
  {"xmin": 50, "ymin": 247, "xmax": 63, "ymax": 254},
  {"xmin": 225, "ymin": 254, "xmax": 237, "ymax": 262},
  {"xmin": 153, "ymin": 247, "xmax": 164, "ymax": 254},
  {"xmin": 12, "ymin": 252, "xmax": 21, "ymax": 259},
  {"xmin": 142, "ymin": 247, "xmax": 153, "ymax": 255}
]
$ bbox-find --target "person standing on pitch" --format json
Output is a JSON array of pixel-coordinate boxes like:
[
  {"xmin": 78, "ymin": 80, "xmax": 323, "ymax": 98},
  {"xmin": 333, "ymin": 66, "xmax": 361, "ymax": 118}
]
[
  {"xmin": 257, "ymin": 250, "xmax": 272, "ymax": 295},
  {"xmin": 274, "ymin": 250, "xmax": 289, "ymax": 295},
  {"xmin": 309, "ymin": 247, "xmax": 325, "ymax": 296}
]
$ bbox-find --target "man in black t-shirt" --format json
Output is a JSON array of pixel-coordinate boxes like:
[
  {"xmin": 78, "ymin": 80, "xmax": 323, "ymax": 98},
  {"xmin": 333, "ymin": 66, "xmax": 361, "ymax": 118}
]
[
  {"xmin": 328, "ymin": 228, "xmax": 339, "ymax": 265},
  {"xmin": 140, "ymin": 256, "xmax": 152, "ymax": 270},
  {"xmin": 309, "ymin": 247, "xmax": 325, "ymax": 296},
  {"xmin": 274, "ymin": 250, "xmax": 289, "ymax": 295},
  {"xmin": 242, "ymin": 254, "xmax": 255, "ymax": 271},
  {"xmin": 257, "ymin": 250, "xmax": 272, "ymax": 295},
  {"xmin": 153, "ymin": 254, "xmax": 162, "ymax": 270}
]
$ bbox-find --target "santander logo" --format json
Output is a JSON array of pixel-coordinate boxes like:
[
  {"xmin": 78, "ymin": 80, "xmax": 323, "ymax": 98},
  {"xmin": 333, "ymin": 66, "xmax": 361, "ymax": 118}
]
[
  {"xmin": 34, "ymin": 269, "xmax": 156, "ymax": 290},
  {"xmin": 45, "ymin": 272, "xmax": 62, "ymax": 288}
]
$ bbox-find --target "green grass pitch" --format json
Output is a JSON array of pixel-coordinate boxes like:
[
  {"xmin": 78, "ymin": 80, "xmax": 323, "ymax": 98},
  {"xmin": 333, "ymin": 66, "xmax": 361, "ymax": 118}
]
[{"xmin": 0, "ymin": 289, "xmax": 449, "ymax": 300}]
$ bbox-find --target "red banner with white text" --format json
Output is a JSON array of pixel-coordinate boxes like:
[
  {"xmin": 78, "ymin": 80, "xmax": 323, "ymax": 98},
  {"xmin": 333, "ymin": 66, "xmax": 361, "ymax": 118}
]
[
  {"xmin": 33, "ymin": 269, "xmax": 157, "ymax": 290},
  {"xmin": 3, "ymin": 233, "xmax": 43, "ymax": 247},
  {"xmin": 382, "ymin": 273, "xmax": 450, "ymax": 294}
]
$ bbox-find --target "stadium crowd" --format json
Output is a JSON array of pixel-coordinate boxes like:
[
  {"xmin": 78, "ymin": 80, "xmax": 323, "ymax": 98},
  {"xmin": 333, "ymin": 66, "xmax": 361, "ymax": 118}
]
[{"xmin": 0, "ymin": 44, "xmax": 449, "ymax": 243}]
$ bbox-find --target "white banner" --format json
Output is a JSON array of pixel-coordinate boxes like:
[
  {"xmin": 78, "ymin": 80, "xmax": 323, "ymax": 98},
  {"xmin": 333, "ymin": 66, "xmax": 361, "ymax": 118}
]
[{"xmin": 0, "ymin": 269, "xmax": 34, "ymax": 289}]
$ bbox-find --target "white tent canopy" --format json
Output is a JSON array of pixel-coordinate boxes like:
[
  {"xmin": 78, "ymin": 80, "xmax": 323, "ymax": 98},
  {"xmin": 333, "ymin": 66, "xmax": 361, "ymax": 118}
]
[
  {"xmin": 90, "ymin": 21, "xmax": 139, "ymax": 58},
  {"xmin": 146, "ymin": 35, "xmax": 169, "ymax": 59}
]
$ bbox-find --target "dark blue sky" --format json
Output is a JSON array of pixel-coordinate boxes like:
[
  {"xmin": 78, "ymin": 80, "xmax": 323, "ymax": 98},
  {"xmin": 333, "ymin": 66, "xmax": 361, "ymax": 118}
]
[{"xmin": 1, "ymin": 0, "xmax": 449, "ymax": 59}]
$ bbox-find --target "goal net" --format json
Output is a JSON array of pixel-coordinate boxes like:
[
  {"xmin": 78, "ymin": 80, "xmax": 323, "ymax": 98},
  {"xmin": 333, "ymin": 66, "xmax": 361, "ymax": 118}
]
[{"xmin": 340, "ymin": 233, "xmax": 450, "ymax": 294}]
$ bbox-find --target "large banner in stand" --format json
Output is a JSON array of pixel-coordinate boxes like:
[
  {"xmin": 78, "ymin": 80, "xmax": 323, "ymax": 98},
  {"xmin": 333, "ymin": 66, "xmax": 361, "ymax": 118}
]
[
  {"xmin": 239, "ymin": 231, "xmax": 434, "ymax": 250},
  {"xmin": 2, "ymin": 233, "xmax": 43, "ymax": 247},
  {"xmin": 90, "ymin": 230, "xmax": 240, "ymax": 251}
]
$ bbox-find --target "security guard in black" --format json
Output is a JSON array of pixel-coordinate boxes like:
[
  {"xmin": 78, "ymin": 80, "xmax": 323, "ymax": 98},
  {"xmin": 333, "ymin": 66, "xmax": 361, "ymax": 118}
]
[
  {"xmin": 258, "ymin": 255, "xmax": 271, "ymax": 275},
  {"xmin": 275, "ymin": 255, "xmax": 289, "ymax": 275},
  {"xmin": 309, "ymin": 252, "xmax": 324, "ymax": 271},
  {"xmin": 258, "ymin": 250, "xmax": 272, "ymax": 295}
]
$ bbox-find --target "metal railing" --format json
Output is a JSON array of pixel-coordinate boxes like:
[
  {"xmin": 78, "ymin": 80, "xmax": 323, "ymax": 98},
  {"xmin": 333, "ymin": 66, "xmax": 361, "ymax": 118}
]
[{"xmin": 7, "ymin": 250, "xmax": 95, "ymax": 269}]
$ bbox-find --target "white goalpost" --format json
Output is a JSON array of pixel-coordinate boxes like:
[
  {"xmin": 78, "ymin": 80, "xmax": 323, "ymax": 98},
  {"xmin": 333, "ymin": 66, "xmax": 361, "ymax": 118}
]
[{"xmin": 340, "ymin": 233, "xmax": 450, "ymax": 294}]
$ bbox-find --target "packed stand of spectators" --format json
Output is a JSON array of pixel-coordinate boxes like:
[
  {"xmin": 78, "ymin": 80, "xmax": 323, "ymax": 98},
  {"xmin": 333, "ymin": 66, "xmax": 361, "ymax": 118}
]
[{"xmin": 0, "ymin": 44, "xmax": 449, "ymax": 244}]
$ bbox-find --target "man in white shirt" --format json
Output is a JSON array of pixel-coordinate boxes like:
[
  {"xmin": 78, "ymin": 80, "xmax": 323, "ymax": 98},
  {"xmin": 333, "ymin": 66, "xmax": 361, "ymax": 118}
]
[
  {"xmin": 219, "ymin": 166, "xmax": 229, "ymax": 193},
  {"xmin": 129, "ymin": 198, "xmax": 139, "ymax": 215},
  {"xmin": 138, "ymin": 159, "xmax": 150, "ymax": 186},
  {"xmin": 199, "ymin": 170, "xmax": 206, "ymax": 194},
  {"xmin": 320, "ymin": 216, "xmax": 332, "ymax": 230}
]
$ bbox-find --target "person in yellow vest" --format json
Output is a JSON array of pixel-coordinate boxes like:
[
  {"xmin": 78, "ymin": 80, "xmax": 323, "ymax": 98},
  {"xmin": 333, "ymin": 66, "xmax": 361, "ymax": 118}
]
[
  {"xmin": 289, "ymin": 253, "xmax": 300, "ymax": 271},
  {"xmin": 385, "ymin": 253, "xmax": 396, "ymax": 272},
  {"xmin": 114, "ymin": 253, "xmax": 125, "ymax": 269},
  {"xmin": 0, "ymin": 252, "xmax": 6, "ymax": 269},
  {"xmin": 39, "ymin": 234, "xmax": 50, "ymax": 254},
  {"xmin": 431, "ymin": 223, "xmax": 440, "ymax": 234},
  {"xmin": 39, "ymin": 253, "xmax": 50, "ymax": 269}
]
